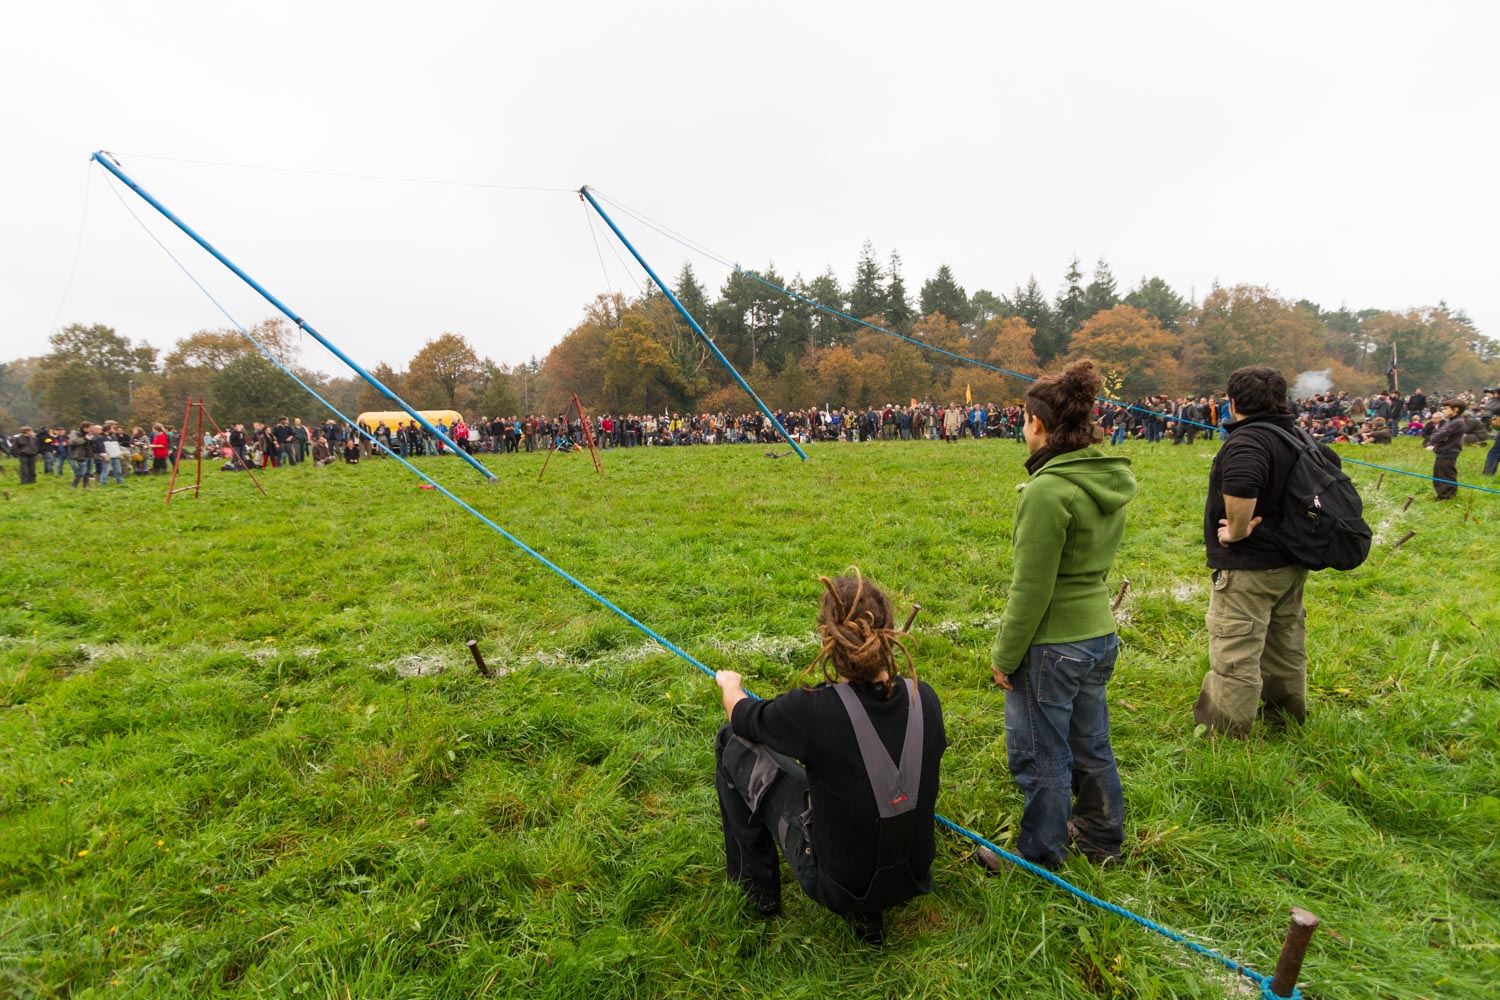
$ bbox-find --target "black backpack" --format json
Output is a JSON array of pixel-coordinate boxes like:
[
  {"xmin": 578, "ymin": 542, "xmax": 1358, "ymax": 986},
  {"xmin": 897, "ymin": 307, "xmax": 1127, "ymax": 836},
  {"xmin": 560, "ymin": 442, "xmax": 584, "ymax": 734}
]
[{"xmin": 1258, "ymin": 423, "xmax": 1372, "ymax": 571}]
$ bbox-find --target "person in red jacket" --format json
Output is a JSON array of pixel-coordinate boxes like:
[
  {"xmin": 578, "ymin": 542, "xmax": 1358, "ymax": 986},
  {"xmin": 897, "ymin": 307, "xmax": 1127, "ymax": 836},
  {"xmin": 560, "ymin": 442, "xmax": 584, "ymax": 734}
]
[{"xmin": 150, "ymin": 423, "xmax": 170, "ymax": 474}]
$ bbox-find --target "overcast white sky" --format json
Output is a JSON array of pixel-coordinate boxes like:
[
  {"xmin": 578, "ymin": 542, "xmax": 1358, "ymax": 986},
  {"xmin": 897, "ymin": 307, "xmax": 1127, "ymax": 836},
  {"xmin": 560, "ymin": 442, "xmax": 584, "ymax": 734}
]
[{"xmin": 3, "ymin": 1, "xmax": 1496, "ymax": 376}]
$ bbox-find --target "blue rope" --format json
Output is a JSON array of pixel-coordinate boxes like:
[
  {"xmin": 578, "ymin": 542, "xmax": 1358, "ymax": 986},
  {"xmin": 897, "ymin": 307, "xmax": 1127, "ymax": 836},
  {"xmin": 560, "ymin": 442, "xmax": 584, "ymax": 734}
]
[
  {"xmin": 110, "ymin": 169, "xmax": 1296, "ymax": 997},
  {"xmin": 936, "ymin": 817, "xmax": 1299, "ymax": 1000},
  {"xmin": 592, "ymin": 190, "xmax": 1499, "ymax": 498},
  {"xmin": 101, "ymin": 168, "xmax": 733, "ymax": 691}
]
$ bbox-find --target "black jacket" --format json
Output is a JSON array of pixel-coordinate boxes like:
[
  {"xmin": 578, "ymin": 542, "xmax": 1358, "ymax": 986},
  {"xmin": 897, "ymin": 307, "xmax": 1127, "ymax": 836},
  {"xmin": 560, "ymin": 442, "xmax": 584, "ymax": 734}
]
[{"xmin": 1204, "ymin": 411, "xmax": 1337, "ymax": 570}]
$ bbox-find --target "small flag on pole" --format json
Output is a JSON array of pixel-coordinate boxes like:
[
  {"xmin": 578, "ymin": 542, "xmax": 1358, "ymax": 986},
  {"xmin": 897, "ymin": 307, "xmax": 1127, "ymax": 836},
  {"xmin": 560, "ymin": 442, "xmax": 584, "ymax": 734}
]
[{"xmin": 965, "ymin": 384, "xmax": 972, "ymax": 406}]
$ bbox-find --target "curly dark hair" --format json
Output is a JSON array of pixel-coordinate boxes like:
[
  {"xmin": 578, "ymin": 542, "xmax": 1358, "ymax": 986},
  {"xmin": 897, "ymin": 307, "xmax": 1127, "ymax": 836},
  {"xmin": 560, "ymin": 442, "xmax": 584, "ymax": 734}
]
[{"xmin": 1025, "ymin": 359, "xmax": 1106, "ymax": 453}]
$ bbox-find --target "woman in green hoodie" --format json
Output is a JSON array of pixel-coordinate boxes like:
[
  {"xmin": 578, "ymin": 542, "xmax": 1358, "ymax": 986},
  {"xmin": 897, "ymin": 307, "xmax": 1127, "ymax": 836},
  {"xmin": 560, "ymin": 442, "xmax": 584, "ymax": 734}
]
[{"xmin": 991, "ymin": 360, "xmax": 1137, "ymax": 868}]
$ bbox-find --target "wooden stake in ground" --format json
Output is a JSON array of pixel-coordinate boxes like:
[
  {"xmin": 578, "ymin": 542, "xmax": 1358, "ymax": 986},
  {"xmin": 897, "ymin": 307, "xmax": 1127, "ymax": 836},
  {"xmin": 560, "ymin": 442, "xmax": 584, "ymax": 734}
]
[
  {"xmin": 1268, "ymin": 907, "xmax": 1320, "ymax": 999},
  {"xmin": 466, "ymin": 639, "xmax": 492, "ymax": 678}
]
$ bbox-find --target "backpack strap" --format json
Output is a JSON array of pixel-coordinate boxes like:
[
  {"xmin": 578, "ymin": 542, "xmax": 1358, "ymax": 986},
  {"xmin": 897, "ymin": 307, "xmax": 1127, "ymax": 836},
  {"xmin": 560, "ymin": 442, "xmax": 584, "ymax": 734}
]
[
  {"xmin": 832, "ymin": 680, "xmax": 923, "ymax": 818},
  {"xmin": 1253, "ymin": 421, "xmax": 1315, "ymax": 452}
]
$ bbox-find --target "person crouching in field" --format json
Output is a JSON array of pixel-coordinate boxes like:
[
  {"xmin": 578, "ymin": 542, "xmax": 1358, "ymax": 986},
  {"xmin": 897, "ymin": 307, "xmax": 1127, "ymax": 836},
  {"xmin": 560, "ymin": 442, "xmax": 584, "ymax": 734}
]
[
  {"xmin": 713, "ymin": 571, "xmax": 946, "ymax": 944},
  {"xmin": 990, "ymin": 360, "xmax": 1137, "ymax": 868}
]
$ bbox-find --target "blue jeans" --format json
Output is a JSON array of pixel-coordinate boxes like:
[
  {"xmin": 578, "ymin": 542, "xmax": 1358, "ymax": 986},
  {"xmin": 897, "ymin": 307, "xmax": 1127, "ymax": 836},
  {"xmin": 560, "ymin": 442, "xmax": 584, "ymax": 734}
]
[
  {"xmin": 1484, "ymin": 435, "xmax": 1499, "ymax": 476},
  {"xmin": 1004, "ymin": 633, "xmax": 1124, "ymax": 867}
]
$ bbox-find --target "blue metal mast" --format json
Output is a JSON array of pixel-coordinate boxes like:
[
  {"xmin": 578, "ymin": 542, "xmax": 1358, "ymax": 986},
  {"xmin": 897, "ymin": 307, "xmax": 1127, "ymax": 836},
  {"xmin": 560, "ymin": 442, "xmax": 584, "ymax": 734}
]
[
  {"xmin": 578, "ymin": 186, "xmax": 806, "ymax": 461},
  {"xmin": 91, "ymin": 151, "xmax": 498, "ymax": 483}
]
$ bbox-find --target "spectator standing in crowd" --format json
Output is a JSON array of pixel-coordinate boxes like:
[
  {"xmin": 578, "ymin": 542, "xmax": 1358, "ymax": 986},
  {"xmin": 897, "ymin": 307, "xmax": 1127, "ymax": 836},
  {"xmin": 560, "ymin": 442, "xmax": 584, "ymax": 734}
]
[
  {"xmin": 1482, "ymin": 389, "xmax": 1500, "ymax": 477},
  {"xmin": 13, "ymin": 426, "xmax": 39, "ymax": 484},
  {"xmin": 68, "ymin": 422, "xmax": 93, "ymax": 487},
  {"xmin": 990, "ymin": 360, "xmax": 1136, "ymax": 868},
  {"xmin": 1427, "ymin": 400, "xmax": 1467, "ymax": 500},
  {"xmin": 88, "ymin": 423, "xmax": 108, "ymax": 483},
  {"xmin": 150, "ymin": 423, "xmax": 170, "ymax": 473},
  {"xmin": 99, "ymin": 422, "xmax": 126, "ymax": 486},
  {"xmin": 1195, "ymin": 366, "xmax": 1329, "ymax": 735}
]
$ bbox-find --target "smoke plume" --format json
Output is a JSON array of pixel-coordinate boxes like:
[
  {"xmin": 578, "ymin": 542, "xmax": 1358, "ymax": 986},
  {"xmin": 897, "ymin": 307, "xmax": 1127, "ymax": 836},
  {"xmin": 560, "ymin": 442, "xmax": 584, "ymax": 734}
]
[{"xmin": 1291, "ymin": 368, "xmax": 1334, "ymax": 399}]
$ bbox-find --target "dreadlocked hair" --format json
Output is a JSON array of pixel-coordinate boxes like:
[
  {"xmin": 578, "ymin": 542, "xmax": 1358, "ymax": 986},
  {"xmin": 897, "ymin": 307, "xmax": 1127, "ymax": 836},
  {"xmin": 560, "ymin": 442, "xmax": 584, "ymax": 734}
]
[
  {"xmin": 1026, "ymin": 358, "xmax": 1105, "ymax": 453},
  {"xmin": 800, "ymin": 568, "xmax": 916, "ymax": 698}
]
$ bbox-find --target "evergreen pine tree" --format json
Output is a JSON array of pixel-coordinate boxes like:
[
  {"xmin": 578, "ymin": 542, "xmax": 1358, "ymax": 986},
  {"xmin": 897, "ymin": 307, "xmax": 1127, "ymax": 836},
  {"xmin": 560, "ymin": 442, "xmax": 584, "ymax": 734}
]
[
  {"xmin": 848, "ymin": 240, "xmax": 886, "ymax": 321},
  {"xmin": 1124, "ymin": 276, "xmax": 1191, "ymax": 333},
  {"xmin": 1055, "ymin": 254, "xmax": 1087, "ymax": 338},
  {"xmin": 1082, "ymin": 257, "xmax": 1120, "ymax": 319},
  {"xmin": 920, "ymin": 264, "xmax": 971, "ymax": 324},
  {"xmin": 1010, "ymin": 276, "xmax": 1065, "ymax": 364},
  {"xmin": 885, "ymin": 250, "xmax": 914, "ymax": 332},
  {"xmin": 674, "ymin": 262, "xmax": 709, "ymax": 322}
]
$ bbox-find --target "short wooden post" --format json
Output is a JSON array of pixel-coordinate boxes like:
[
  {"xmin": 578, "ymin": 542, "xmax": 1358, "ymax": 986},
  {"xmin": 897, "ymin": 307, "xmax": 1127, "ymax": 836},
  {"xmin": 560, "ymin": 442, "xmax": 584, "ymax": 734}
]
[
  {"xmin": 1268, "ymin": 907, "xmax": 1320, "ymax": 998},
  {"xmin": 466, "ymin": 639, "xmax": 492, "ymax": 678}
]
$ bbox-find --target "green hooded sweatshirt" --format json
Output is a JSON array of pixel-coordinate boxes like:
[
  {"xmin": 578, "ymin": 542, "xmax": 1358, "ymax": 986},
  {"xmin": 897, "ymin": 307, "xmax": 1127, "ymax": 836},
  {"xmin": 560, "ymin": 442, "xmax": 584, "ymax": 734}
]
[{"xmin": 990, "ymin": 447, "xmax": 1137, "ymax": 674}]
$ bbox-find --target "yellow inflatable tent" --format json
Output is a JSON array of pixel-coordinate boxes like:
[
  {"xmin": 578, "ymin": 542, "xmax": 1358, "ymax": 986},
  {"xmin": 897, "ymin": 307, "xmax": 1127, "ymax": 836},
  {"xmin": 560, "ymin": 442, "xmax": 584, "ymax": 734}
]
[{"xmin": 355, "ymin": 410, "xmax": 463, "ymax": 431}]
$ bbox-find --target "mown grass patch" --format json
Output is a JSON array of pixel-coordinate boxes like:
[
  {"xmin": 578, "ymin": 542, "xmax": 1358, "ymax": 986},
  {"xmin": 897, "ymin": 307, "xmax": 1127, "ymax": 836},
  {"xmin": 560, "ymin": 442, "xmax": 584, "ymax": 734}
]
[{"xmin": 2, "ymin": 437, "xmax": 1496, "ymax": 998}]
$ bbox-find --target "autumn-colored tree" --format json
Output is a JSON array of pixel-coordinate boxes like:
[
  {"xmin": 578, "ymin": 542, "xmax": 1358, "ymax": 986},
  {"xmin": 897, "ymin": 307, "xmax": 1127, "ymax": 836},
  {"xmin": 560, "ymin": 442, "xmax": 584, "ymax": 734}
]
[
  {"xmin": 856, "ymin": 333, "xmax": 928, "ymax": 405},
  {"xmin": 1358, "ymin": 308, "xmax": 1492, "ymax": 392},
  {"xmin": 1066, "ymin": 305, "xmax": 1183, "ymax": 400},
  {"xmin": 127, "ymin": 383, "xmax": 168, "ymax": 430},
  {"xmin": 910, "ymin": 311, "xmax": 968, "ymax": 385},
  {"xmin": 985, "ymin": 317, "xmax": 1041, "ymax": 380},
  {"xmin": 602, "ymin": 313, "xmax": 689, "ymax": 413},
  {"xmin": 813, "ymin": 346, "xmax": 867, "ymax": 406},
  {"xmin": 1182, "ymin": 286, "xmax": 1321, "ymax": 393},
  {"xmin": 406, "ymin": 333, "xmax": 482, "ymax": 410},
  {"xmin": 539, "ymin": 295, "xmax": 620, "ymax": 413}
]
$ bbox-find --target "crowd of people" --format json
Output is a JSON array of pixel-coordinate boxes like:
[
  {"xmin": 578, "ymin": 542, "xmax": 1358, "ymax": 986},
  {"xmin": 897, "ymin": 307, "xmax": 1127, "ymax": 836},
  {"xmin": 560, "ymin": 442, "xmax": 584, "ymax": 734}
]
[{"xmin": 4, "ymin": 387, "xmax": 1497, "ymax": 489}]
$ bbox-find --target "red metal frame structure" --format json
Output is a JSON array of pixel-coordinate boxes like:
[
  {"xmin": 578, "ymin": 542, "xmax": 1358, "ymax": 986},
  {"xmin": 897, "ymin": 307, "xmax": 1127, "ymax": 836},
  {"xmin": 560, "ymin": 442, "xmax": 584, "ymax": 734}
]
[
  {"xmin": 537, "ymin": 393, "xmax": 605, "ymax": 483},
  {"xmin": 165, "ymin": 397, "xmax": 267, "ymax": 504}
]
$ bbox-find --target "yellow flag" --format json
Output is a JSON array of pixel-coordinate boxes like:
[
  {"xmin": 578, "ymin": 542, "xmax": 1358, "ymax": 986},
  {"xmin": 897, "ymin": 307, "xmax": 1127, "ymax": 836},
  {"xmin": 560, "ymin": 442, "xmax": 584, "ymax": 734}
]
[{"xmin": 965, "ymin": 384, "xmax": 972, "ymax": 405}]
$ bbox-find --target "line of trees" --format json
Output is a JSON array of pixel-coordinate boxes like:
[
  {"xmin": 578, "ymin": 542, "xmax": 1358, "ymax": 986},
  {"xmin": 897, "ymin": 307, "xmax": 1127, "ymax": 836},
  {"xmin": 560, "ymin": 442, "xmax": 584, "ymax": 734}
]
[
  {"xmin": 539, "ymin": 247, "xmax": 1497, "ymax": 413},
  {"xmin": 5, "ymin": 247, "xmax": 1496, "ymax": 429}
]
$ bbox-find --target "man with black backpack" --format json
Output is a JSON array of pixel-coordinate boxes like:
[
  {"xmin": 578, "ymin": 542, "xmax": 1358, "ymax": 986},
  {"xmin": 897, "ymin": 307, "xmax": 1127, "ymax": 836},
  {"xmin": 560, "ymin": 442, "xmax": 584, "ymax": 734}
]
[{"xmin": 1194, "ymin": 366, "xmax": 1369, "ymax": 736}]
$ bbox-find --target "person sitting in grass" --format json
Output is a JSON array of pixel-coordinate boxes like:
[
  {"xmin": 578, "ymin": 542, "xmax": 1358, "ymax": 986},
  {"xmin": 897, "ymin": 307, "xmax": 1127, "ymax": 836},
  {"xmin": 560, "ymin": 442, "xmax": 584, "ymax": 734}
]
[
  {"xmin": 311, "ymin": 434, "xmax": 336, "ymax": 467},
  {"xmin": 713, "ymin": 571, "xmax": 946, "ymax": 944}
]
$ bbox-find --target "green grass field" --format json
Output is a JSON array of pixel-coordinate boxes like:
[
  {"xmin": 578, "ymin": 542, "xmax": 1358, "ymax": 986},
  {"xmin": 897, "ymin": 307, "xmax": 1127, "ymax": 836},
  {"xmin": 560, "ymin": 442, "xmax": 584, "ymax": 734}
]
[{"xmin": 2, "ymin": 437, "xmax": 1496, "ymax": 999}]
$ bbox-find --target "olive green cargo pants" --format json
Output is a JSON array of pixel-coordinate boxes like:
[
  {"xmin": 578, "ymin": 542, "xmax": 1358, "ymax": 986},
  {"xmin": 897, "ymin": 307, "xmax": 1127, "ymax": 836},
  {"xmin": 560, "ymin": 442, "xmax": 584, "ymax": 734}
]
[{"xmin": 1194, "ymin": 565, "xmax": 1310, "ymax": 735}]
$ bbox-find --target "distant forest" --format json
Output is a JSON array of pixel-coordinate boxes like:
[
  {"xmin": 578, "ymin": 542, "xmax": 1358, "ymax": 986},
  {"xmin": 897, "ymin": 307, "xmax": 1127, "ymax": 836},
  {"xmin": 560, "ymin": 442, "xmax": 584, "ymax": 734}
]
[{"xmin": 5, "ymin": 247, "xmax": 1497, "ymax": 429}]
